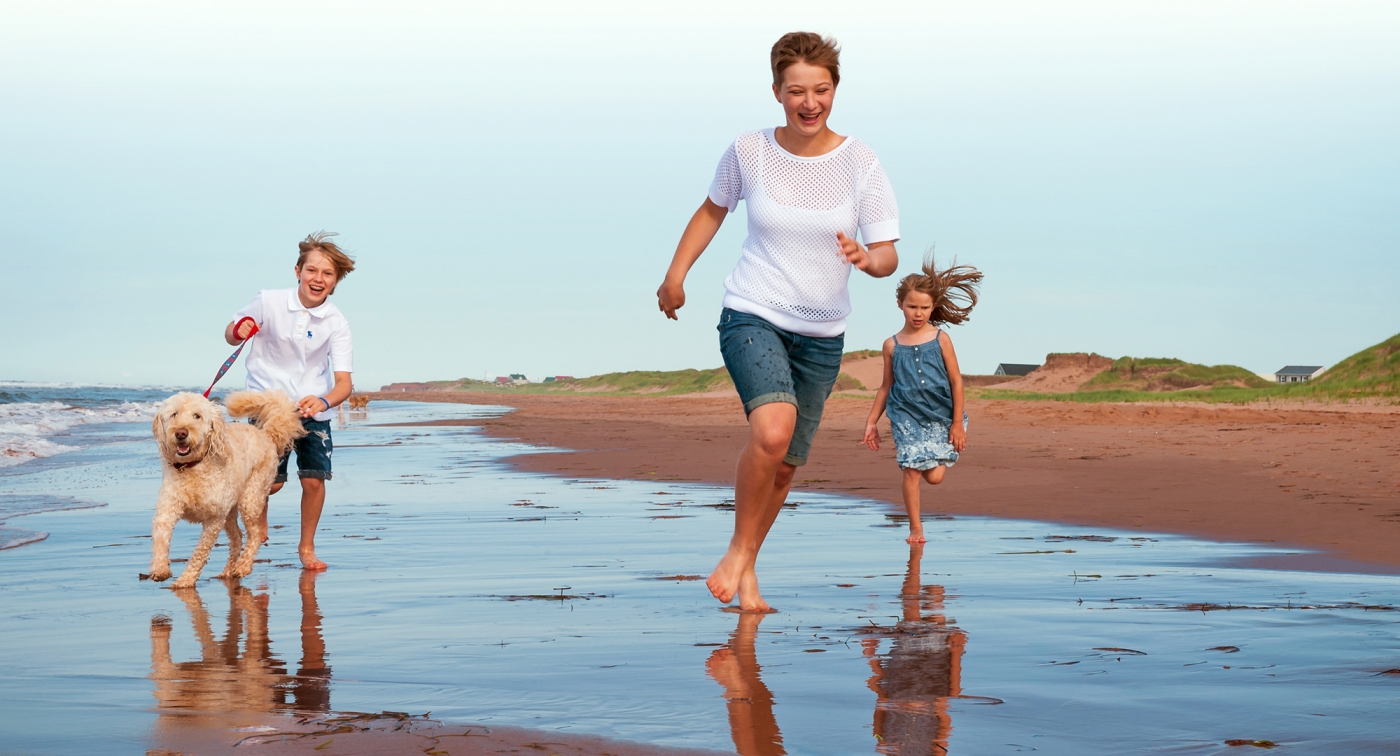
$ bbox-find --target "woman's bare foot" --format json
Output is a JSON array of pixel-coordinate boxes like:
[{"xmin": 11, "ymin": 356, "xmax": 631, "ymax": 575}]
[
  {"xmin": 737, "ymin": 568, "xmax": 774, "ymax": 613},
  {"xmin": 906, "ymin": 530, "xmax": 926, "ymax": 544},
  {"xmin": 707, "ymin": 548, "xmax": 748, "ymax": 603},
  {"xmin": 704, "ymin": 646, "xmax": 747, "ymax": 696},
  {"xmin": 299, "ymin": 548, "xmax": 327, "ymax": 571}
]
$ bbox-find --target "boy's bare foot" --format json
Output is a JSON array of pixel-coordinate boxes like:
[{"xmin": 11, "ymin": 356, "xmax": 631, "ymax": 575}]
[
  {"xmin": 299, "ymin": 548, "xmax": 327, "ymax": 571},
  {"xmin": 707, "ymin": 548, "xmax": 747, "ymax": 603},
  {"xmin": 906, "ymin": 531, "xmax": 926, "ymax": 544},
  {"xmin": 737, "ymin": 568, "xmax": 774, "ymax": 613}
]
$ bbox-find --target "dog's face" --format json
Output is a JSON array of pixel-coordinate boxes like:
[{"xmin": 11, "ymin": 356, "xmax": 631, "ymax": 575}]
[{"xmin": 153, "ymin": 393, "xmax": 227, "ymax": 465}]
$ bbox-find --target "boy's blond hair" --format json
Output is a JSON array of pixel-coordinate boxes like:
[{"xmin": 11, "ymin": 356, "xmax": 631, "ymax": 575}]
[
  {"xmin": 297, "ymin": 231, "xmax": 356, "ymax": 294},
  {"xmin": 895, "ymin": 253, "xmax": 982, "ymax": 326}
]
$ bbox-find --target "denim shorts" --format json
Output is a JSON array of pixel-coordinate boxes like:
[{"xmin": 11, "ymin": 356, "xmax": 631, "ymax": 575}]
[
  {"xmin": 717, "ymin": 308, "xmax": 845, "ymax": 467},
  {"xmin": 275, "ymin": 419, "xmax": 333, "ymax": 483}
]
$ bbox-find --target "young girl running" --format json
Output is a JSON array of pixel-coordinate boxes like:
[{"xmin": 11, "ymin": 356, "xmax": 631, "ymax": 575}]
[{"xmin": 863, "ymin": 258, "xmax": 981, "ymax": 543}]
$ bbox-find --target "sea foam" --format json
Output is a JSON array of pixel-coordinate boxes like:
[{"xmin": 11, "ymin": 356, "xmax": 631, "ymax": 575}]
[{"xmin": 0, "ymin": 400, "xmax": 155, "ymax": 468}]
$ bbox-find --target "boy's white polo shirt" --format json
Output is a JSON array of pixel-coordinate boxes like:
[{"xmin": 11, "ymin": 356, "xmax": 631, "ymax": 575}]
[{"xmin": 233, "ymin": 287, "xmax": 353, "ymax": 422}]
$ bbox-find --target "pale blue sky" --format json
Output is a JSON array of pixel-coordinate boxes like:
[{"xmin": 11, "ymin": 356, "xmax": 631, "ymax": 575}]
[{"xmin": 2, "ymin": 1, "xmax": 1396, "ymax": 390}]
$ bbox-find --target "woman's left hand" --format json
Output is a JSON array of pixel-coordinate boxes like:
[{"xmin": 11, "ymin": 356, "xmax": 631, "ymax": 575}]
[
  {"xmin": 836, "ymin": 232, "xmax": 870, "ymax": 270},
  {"xmin": 837, "ymin": 233, "xmax": 898, "ymax": 277},
  {"xmin": 949, "ymin": 423, "xmax": 967, "ymax": 453}
]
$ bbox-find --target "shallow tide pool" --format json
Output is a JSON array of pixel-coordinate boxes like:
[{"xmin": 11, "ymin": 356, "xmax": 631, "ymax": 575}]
[{"xmin": 1, "ymin": 401, "xmax": 1397, "ymax": 755}]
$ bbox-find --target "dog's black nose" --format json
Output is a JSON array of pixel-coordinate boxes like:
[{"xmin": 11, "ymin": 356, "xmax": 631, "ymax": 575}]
[{"xmin": 174, "ymin": 429, "xmax": 188, "ymax": 440}]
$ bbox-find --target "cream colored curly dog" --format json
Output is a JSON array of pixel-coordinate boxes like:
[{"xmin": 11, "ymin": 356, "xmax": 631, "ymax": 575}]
[{"xmin": 149, "ymin": 391, "xmax": 305, "ymax": 588}]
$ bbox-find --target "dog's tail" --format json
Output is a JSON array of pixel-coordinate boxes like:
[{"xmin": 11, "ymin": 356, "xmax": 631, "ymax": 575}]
[{"xmin": 225, "ymin": 390, "xmax": 307, "ymax": 455}]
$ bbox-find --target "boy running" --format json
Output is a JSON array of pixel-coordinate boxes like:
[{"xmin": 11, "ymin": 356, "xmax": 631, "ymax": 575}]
[{"xmin": 225, "ymin": 231, "xmax": 355, "ymax": 570}]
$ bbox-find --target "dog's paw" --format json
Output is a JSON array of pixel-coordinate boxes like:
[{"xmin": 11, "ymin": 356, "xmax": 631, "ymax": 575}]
[
  {"xmin": 148, "ymin": 567, "xmax": 173, "ymax": 582},
  {"xmin": 168, "ymin": 577, "xmax": 198, "ymax": 590}
]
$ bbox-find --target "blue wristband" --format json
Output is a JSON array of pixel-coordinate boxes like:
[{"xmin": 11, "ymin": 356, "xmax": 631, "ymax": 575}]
[{"xmin": 318, "ymin": 397, "xmax": 331, "ymax": 411}]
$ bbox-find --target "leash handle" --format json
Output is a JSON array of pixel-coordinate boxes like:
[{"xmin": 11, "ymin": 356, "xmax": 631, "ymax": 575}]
[{"xmin": 203, "ymin": 318, "xmax": 260, "ymax": 398}]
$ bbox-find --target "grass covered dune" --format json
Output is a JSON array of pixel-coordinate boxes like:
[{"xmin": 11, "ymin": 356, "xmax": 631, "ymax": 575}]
[
  {"xmin": 981, "ymin": 333, "xmax": 1400, "ymax": 405},
  {"xmin": 380, "ymin": 334, "xmax": 1398, "ymax": 406}
]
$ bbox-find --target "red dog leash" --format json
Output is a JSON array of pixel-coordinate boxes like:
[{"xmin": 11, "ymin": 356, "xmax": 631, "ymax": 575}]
[{"xmin": 203, "ymin": 317, "xmax": 260, "ymax": 398}]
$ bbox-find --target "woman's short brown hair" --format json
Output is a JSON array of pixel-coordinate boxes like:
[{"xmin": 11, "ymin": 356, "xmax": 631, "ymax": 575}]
[
  {"xmin": 771, "ymin": 32, "xmax": 841, "ymax": 88},
  {"xmin": 297, "ymin": 231, "xmax": 356, "ymax": 293}
]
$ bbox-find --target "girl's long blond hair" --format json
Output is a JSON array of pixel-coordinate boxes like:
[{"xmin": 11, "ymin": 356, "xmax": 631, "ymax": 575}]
[{"xmin": 895, "ymin": 252, "xmax": 982, "ymax": 326}]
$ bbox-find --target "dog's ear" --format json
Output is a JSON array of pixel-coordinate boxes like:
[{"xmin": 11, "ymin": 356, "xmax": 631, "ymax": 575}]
[
  {"xmin": 152, "ymin": 408, "xmax": 172, "ymax": 461},
  {"xmin": 206, "ymin": 411, "xmax": 231, "ymax": 462}
]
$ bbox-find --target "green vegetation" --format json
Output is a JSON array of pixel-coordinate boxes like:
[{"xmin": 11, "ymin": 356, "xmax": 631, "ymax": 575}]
[
  {"xmin": 979, "ymin": 333, "xmax": 1400, "ymax": 406},
  {"xmin": 842, "ymin": 349, "xmax": 881, "ymax": 362},
  {"xmin": 555, "ymin": 367, "xmax": 733, "ymax": 395},
  {"xmin": 1277, "ymin": 332, "xmax": 1400, "ymax": 401},
  {"xmin": 833, "ymin": 372, "xmax": 866, "ymax": 391},
  {"xmin": 1082, "ymin": 357, "xmax": 1273, "ymax": 391}
]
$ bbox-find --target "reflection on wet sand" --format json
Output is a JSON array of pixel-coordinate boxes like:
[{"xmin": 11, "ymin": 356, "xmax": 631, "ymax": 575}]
[
  {"xmin": 706, "ymin": 545, "xmax": 965, "ymax": 756},
  {"xmin": 706, "ymin": 612, "xmax": 786, "ymax": 756},
  {"xmin": 863, "ymin": 544, "xmax": 965, "ymax": 755},
  {"xmin": 149, "ymin": 570, "xmax": 330, "ymax": 734}
]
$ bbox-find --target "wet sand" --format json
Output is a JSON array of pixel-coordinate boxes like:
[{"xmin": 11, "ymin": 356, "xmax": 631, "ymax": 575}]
[
  {"xmin": 370, "ymin": 391, "xmax": 1400, "ymax": 572},
  {"xmin": 5, "ymin": 400, "xmax": 1399, "ymax": 755}
]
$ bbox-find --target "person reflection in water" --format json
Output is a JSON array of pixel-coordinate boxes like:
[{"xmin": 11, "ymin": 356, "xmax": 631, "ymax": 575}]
[
  {"xmin": 706, "ymin": 612, "xmax": 786, "ymax": 756},
  {"xmin": 862, "ymin": 543, "xmax": 966, "ymax": 755},
  {"xmin": 149, "ymin": 572, "xmax": 330, "ymax": 734},
  {"xmin": 284, "ymin": 570, "xmax": 331, "ymax": 711}
]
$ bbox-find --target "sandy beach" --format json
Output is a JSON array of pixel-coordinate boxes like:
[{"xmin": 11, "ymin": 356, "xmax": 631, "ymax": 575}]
[
  {"xmin": 371, "ymin": 390, "xmax": 1400, "ymax": 572},
  {"xmin": 6, "ymin": 395, "xmax": 1400, "ymax": 755}
]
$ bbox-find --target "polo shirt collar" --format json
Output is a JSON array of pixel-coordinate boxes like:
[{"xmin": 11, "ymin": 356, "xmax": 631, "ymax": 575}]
[{"xmin": 286, "ymin": 288, "xmax": 335, "ymax": 319}]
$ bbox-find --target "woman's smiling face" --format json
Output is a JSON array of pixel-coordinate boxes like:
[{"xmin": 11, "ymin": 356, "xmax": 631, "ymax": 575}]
[{"xmin": 773, "ymin": 60, "xmax": 836, "ymax": 137}]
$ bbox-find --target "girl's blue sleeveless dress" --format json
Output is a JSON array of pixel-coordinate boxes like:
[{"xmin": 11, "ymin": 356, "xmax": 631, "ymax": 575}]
[{"xmin": 887, "ymin": 331, "xmax": 969, "ymax": 470}]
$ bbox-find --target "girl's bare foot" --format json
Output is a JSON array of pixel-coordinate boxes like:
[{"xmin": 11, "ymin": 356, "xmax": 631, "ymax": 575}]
[
  {"xmin": 299, "ymin": 548, "xmax": 327, "ymax": 571},
  {"xmin": 906, "ymin": 530, "xmax": 926, "ymax": 544},
  {"xmin": 707, "ymin": 548, "xmax": 747, "ymax": 603},
  {"xmin": 737, "ymin": 568, "xmax": 774, "ymax": 613}
]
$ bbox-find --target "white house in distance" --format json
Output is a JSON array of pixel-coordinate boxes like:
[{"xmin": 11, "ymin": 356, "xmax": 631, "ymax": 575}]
[{"xmin": 1272, "ymin": 365, "xmax": 1325, "ymax": 383}]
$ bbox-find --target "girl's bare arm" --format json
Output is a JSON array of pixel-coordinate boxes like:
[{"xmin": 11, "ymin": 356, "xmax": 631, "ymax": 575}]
[
  {"xmin": 657, "ymin": 198, "xmax": 728, "ymax": 320},
  {"xmin": 940, "ymin": 331, "xmax": 967, "ymax": 452},
  {"xmin": 863, "ymin": 338, "xmax": 896, "ymax": 450}
]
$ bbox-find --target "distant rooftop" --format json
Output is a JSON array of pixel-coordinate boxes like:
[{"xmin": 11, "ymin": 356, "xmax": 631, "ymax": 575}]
[
  {"xmin": 1275, "ymin": 365, "xmax": 1324, "ymax": 375},
  {"xmin": 995, "ymin": 363, "xmax": 1040, "ymax": 377}
]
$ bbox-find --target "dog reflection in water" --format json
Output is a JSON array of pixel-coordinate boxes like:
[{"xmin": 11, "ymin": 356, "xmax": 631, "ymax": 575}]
[
  {"xmin": 149, "ymin": 570, "xmax": 330, "ymax": 731},
  {"xmin": 707, "ymin": 543, "xmax": 964, "ymax": 756}
]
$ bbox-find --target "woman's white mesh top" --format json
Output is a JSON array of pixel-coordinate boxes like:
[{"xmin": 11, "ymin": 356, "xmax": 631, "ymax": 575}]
[{"xmin": 708, "ymin": 128, "xmax": 899, "ymax": 338}]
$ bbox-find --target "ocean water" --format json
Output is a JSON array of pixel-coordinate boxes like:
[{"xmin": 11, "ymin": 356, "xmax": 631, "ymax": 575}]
[
  {"xmin": 0, "ymin": 383, "xmax": 178, "ymax": 469},
  {"xmin": 0, "ymin": 398, "xmax": 1397, "ymax": 755}
]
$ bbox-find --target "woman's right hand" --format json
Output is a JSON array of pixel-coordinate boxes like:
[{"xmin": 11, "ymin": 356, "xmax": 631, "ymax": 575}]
[
  {"xmin": 862, "ymin": 423, "xmax": 881, "ymax": 451},
  {"xmin": 657, "ymin": 278, "xmax": 686, "ymax": 320},
  {"xmin": 235, "ymin": 319, "xmax": 258, "ymax": 341}
]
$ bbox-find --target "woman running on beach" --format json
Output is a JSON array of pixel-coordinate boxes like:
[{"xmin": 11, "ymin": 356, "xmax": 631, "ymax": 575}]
[
  {"xmin": 657, "ymin": 32, "xmax": 901, "ymax": 612},
  {"xmin": 862, "ymin": 257, "xmax": 980, "ymax": 543}
]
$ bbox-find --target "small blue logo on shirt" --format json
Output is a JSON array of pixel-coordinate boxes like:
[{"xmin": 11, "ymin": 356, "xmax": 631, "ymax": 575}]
[{"xmin": 307, "ymin": 331, "xmax": 313, "ymax": 339}]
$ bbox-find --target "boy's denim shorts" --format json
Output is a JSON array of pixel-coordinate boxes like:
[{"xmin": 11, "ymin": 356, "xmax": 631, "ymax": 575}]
[
  {"xmin": 717, "ymin": 308, "xmax": 845, "ymax": 467},
  {"xmin": 275, "ymin": 419, "xmax": 333, "ymax": 483}
]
